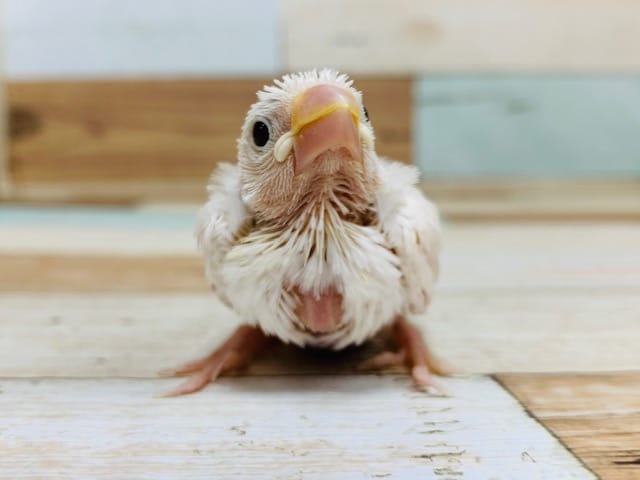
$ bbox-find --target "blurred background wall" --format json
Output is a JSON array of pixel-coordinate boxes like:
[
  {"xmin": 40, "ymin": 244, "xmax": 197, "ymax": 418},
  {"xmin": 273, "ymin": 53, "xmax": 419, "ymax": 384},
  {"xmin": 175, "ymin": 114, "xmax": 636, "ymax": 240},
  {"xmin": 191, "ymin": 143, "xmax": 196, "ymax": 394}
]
[
  {"xmin": 0, "ymin": 0, "xmax": 638, "ymax": 211},
  {"xmin": 0, "ymin": 0, "xmax": 7, "ymax": 197}
]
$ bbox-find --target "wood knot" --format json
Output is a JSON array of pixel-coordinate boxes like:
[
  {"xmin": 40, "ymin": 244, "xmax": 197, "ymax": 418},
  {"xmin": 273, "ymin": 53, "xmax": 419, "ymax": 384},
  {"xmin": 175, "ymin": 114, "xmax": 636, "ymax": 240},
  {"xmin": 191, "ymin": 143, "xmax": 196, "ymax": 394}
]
[{"xmin": 9, "ymin": 106, "xmax": 41, "ymax": 140}]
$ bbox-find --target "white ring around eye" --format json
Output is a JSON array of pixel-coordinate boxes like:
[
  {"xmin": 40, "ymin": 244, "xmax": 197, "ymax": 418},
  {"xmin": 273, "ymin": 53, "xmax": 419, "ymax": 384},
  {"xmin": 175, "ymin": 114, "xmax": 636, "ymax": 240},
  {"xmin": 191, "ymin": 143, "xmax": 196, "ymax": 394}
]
[{"xmin": 274, "ymin": 131, "xmax": 294, "ymax": 163}]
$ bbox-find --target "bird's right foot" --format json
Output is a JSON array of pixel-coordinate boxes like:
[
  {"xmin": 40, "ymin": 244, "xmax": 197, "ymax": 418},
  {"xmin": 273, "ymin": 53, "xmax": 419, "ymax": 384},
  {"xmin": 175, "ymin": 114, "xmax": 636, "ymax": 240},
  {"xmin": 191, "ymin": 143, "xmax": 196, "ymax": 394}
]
[{"xmin": 159, "ymin": 325, "xmax": 268, "ymax": 397}]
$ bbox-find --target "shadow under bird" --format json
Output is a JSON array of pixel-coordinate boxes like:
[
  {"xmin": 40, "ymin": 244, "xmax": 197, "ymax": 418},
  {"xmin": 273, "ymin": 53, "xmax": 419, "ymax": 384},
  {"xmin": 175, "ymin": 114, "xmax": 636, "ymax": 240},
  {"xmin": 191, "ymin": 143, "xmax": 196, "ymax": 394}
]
[{"xmin": 162, "ymin": 70, "xmax": 452, "ymax": 396}]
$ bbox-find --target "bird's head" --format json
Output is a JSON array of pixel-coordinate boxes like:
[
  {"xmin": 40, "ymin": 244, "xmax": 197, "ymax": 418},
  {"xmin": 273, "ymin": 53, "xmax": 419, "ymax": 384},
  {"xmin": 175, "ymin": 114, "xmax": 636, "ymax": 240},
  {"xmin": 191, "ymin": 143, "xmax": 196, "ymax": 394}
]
[{"xmin": 237, "ymin": 69, "xmax": 379, "ymax": 223}]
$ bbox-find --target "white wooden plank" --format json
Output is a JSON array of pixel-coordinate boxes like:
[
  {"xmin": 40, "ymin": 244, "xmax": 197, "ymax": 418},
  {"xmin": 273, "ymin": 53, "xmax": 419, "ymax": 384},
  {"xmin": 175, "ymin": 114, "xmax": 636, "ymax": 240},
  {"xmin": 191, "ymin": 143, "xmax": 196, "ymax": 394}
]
[
  {"xmin": 1, "ymin": 219, "xmax": 639, "ymax": 289},
  {"xmin": 0, "ymin": 226, "xmax": 193, "ymax": 255},
  {"xmin": 283, "ymin": 0, "xmax": 640, "ymax": 73},
  {"xmin": 439, "ymin": 223, "xmax": 640, "ymax": 290},
  {"xmin": 3, "ymin": 0, "xmax": 280, "ymax": 79},
  {"xmin": 0, "ymin": 375, "xmax": 596, "ymax": 479},
  {"xmin": 1, "ymin": 291, "xmax": 638, "ymax": 378}
]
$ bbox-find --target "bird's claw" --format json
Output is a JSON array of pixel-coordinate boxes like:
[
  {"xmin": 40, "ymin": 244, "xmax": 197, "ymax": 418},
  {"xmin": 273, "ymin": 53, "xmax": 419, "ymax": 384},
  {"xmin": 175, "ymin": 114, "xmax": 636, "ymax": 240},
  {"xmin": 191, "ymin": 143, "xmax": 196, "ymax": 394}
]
[
  {"xmin": 159, "ymin": 325, "xmax": 267, "ymax": 397},
  {"xmin": 359, "ymin": 317, "xmax": 457, "ymax": 395}
]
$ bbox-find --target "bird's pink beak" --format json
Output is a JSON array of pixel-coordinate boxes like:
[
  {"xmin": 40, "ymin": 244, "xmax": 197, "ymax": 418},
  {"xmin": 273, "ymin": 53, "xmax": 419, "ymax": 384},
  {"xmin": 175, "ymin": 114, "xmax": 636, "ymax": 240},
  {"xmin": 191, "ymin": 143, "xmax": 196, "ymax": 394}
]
[{"xmin": 291, "ymin": 84, "xmax": 362, "ymax": 175}]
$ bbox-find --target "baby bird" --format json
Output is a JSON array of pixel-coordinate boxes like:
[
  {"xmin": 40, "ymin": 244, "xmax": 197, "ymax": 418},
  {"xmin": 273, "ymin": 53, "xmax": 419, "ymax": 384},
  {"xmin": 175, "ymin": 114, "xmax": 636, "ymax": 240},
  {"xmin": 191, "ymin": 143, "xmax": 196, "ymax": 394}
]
[{"xmin": 164, "ymin": 69, "xmax": 450, "ymax": 396}]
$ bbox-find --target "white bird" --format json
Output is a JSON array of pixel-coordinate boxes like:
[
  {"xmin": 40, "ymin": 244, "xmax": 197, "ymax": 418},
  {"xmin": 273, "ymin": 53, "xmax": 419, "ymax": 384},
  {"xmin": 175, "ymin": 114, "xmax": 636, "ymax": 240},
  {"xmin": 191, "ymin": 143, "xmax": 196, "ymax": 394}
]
[{"xmin": 164, "ymin": 69, "xmax": 450, "ymax": 396}]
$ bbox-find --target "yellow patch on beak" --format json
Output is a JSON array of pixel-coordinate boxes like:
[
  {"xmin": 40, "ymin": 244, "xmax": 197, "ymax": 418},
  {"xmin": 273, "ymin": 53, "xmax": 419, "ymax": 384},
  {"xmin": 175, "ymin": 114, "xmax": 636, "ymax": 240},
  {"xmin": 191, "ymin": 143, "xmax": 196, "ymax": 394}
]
[
  {"xmin": 273, "ymin": 84, "xmax": 366, "ymax": 165},
  {"xmin": 291, "ymin": 97, "xmax": 360, "ymax": 136}
]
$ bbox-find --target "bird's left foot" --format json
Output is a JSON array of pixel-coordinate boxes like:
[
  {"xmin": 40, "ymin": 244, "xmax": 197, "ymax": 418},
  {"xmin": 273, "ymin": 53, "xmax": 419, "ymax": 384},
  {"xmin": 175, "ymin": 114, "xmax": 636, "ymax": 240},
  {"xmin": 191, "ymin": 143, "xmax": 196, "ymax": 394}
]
[{"xmin": 359, "ymin": 316, "xmax": 455, "ymax": 393}]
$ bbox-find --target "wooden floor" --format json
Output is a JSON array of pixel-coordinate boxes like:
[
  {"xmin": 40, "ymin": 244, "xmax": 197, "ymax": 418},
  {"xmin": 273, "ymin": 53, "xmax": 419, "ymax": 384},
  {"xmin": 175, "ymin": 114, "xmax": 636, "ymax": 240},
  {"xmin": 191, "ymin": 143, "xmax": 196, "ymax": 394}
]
[{"xmin": 0, "ymin": 205, "xmax": 638, "ymax": 479}]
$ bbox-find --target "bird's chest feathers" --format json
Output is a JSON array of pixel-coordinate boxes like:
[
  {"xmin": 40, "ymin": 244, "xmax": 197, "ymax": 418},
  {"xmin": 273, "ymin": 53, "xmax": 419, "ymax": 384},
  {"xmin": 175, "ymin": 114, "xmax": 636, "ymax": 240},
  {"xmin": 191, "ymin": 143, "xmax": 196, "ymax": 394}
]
[
  {"xmin": 221, "ymin": 204, "xmax": 405, "ymax": 347},
  {"xmin": 228, "ymin": 206, "xmax": 383, "ymax": 290}
]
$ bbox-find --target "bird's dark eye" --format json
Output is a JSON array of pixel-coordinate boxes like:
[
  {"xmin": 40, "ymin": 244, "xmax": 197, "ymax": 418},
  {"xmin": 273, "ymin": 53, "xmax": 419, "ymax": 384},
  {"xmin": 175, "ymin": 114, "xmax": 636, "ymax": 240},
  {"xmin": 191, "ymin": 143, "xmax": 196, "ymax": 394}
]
[
  {"xmin": 252, "ymin": 120, "xmax": 270, "ymax": 147},
  {"xmin": 363, "ymin": 106, "xmax": 370, "ymax": 122}
]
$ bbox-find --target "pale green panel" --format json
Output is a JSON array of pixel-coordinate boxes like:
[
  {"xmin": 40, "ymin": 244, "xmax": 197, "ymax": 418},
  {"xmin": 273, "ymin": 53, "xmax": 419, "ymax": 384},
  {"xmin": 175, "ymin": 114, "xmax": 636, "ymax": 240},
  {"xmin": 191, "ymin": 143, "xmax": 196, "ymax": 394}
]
[{"xmin": 415, "ymin": 76, "xmax": 640, "ymax": 178}]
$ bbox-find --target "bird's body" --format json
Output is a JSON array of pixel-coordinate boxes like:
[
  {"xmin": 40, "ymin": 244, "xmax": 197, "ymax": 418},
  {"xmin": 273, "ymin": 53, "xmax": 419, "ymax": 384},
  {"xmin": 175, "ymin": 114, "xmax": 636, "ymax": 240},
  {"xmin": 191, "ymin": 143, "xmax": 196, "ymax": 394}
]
[
  {"xmin": 164, "ymin": 70, "xmax": 448, "ymax": 396},
  {"xmin": 198, "ymin": 158, "xmax": 439, "ymax": 350}
]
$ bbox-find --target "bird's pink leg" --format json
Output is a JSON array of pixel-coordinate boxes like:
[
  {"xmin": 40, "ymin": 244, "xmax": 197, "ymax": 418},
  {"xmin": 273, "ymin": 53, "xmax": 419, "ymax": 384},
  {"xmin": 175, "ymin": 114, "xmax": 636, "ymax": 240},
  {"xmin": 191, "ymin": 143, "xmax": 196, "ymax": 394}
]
[
  {"xmin": 160, "ymin": 325, "xmax": 268, "ymax": 397},
  {"xmin": 360, "ymin": 316, "xmax": 455, "ymax": 392}
]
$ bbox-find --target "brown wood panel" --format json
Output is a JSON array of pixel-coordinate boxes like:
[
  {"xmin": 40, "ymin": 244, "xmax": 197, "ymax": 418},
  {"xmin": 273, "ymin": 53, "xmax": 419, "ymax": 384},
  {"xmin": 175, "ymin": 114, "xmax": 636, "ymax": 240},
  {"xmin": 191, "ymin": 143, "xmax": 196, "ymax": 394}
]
[
  {"xmin": 6, "ymin": 179, "xmax": 640, "ymax": 222},
  {"xmin": 6, "ymin": 77, "xmax": 411, "ymax": 185},
  {"xmin": 0, "ymin": 254, "xmax": 205, "ymax": 292},
  {"xmin": 498, "ymin": 373, "xmax": 640, "ymax": 480}
]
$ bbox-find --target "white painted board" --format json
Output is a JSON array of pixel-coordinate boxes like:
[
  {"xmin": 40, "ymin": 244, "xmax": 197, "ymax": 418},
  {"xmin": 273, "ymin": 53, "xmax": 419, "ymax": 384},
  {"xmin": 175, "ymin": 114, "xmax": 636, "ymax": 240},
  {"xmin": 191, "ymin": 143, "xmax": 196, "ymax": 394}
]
[
  {"xmin": 1, "ymin": 291, "xmax": 638, "ymax": 377},
  {"xmin": 0, "ymin": 376, "xmax": 596, "ymax": 479},
  {"xmin": 283, "ymin": 0, "xmax": 640, "ymax": 73}
]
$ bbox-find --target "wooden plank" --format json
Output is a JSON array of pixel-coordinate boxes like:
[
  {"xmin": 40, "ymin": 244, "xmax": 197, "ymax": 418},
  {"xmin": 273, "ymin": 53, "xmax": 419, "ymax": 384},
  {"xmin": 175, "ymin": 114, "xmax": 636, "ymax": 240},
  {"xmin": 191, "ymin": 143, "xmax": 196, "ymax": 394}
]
[
  {"xmin": 0, "ymin": 0, "xmax": 9, "ymax": 197},
  {"xmin": 5, "ymin": 178, "xmax": 640, "ymax": 221},
  {"xmin": 0, "ymin": 255, "xmax": 206, "ymax": 292},
  {"xmin": 424, "ymin": 180, "xmax": 640, "ymax": 222},
  {"xmin": 1, "ymin": 291, "xmax": 638, "ymax": 378},
  {"xmin": 416, "ymin": 76, "xmax": 640, "ymax": 179},
  {"xmin": 0, "ymin": 375, "xmax": 596, "ymax": 479},
  {"xmin": 499, "ymin": 373, "xmax": 640, "ymax": 480},
  {"xmin": 1, "ymin": 216, "xmax": 639, "ymax": 290},
  {"xmin": 6, "ymin": 77, "xmax": 411, "ymax": 188},
  {"xmin": 283, "ymin": 0, "xmax": 640, "ymax": 72},
  {"xmin": 4, "ymin": 0, "xmax": 280, "ymax": 79},
  {"xmin": 0, "ymin": 226, "xmax": 193, "ymax": 255},
  {"xmin": 7, "ymin": 78, "xmax": 263, "ymax": 184}
]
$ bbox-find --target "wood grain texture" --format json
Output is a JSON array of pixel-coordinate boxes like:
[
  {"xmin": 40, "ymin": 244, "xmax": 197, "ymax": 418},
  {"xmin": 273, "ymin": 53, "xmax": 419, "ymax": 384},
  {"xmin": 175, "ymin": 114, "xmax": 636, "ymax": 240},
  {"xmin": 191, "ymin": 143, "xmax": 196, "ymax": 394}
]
[
  {"xmin": 0, "ymin": 204, "xmax": 632, "ymax": 477},
  {"xmin": 283, "ymin": 0, "xmax": 640, "ymax": 72},
  {"xmin": 6, "ymin": 77, "xmax": 411, "ymax": 185},
  {"xmin": 499, "ymin": 373, "xmax": 640, "ymax": 480},
  {"xmin": 6, "ymin": 179, "xmax": 640, "ymax": 221},
  {"xmin": 0, "ymin": 254, "xmax": 206, "ymax": 292},
  {"xmin": 1, "ymin": 216, "xmax": 639, "ymax": 290},
  {"xmin": 1, "ymin": 291, "xmax": 638, "ymax": 378},
  {"xmin": 0, "ymin": 375, "xmax": 596, "ymax": 479}
]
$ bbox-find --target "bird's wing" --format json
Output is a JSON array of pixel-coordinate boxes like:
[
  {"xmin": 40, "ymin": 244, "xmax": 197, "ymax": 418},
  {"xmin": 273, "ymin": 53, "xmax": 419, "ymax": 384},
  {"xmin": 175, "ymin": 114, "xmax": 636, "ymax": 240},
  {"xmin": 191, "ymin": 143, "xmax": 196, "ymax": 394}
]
[
  {"xmin": 375, "ymin": 159, "xmax": 442, "ymax": 314},
  {"xmin": 195, "ymin": 163, "xmax": 252, "ymax": 303}
]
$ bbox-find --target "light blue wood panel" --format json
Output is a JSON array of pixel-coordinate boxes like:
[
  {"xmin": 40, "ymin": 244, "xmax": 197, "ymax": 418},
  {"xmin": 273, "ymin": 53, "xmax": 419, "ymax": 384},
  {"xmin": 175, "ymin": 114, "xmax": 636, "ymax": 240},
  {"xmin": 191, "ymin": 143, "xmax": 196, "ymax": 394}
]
[
  {"xmin": 415, "ymin": 76, "xmax": 640, "ymax": 178},
  {"xmin": 4, "ymin": 0, "xmax": 280, "ymax": 79}
]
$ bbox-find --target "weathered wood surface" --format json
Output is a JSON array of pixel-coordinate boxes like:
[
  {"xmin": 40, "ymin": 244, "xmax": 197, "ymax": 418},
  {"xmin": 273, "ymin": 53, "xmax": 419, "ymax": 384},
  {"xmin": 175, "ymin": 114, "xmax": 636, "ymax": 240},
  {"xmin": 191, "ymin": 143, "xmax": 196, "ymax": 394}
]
[
  {"xmin": 6, "ymin": 78, "xmax": 411, "ymax": 187},
  {"xmin": 1, "ymin": 214, "xmax": 639, "ymax": 290},
  {"xmin": 283, "ymin": 0, "xmax": 640, "ymax": 72},
  {"xmin": 1, "ymin": 290, "xmax": 638, "ymax": 378},
  {"xmin": 1, "ymin": 213, "xmax": 638, "ymax": 378},
  {"xmin": 499, "ymin": 373, "xmax": 640, "ymax": 480},
  {"xmin": 0, "ymin": 375, "xmax": 596, "ymax": 480},
  {"xmin": 0, "ymin": 206, "xmax": 633, "ymax": 478},
  {"xmin": 5, "ymin": 179, "xmax": 640, "ymax": 221},
  {"xmin": 0, "ymin": 255, "xmax": 206, "ymax": 292}
]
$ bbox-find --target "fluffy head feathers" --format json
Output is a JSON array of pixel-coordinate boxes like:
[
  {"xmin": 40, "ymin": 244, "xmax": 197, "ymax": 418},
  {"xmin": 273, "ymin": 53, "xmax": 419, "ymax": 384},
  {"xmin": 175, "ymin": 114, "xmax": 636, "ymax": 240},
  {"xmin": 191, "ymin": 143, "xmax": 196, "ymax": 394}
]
[{"xmin": 237, "ymin": 69, "xmax": 378, "ymax": 225}]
